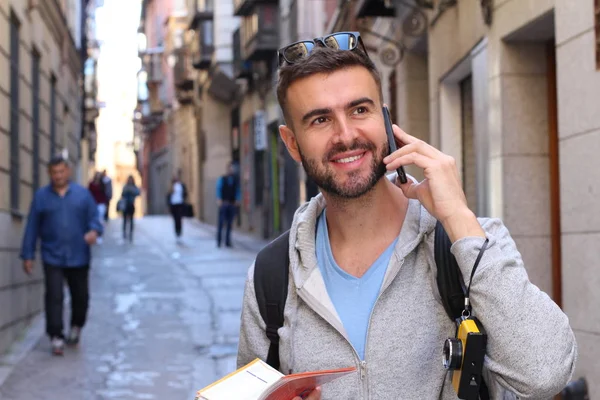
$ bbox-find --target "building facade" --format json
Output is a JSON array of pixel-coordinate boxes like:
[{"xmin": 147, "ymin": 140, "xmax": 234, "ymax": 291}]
[
  {"xmin": 0, "ymin": 0, "xmax": 87, "ymax": 354},
  {"xmin": 82, "ymin": 0, "xmax": 102, "ymax": 185},
  {"xmin": 137, "ymin": 0, "xmax": 177, "ymax": 215},
  {"xmin": 327, "ymin": 0, "xmax": 597, "ymax": 395},
  {"xmin": 185, "ymin": 0, "xmax": 240, "ymax": 225}
]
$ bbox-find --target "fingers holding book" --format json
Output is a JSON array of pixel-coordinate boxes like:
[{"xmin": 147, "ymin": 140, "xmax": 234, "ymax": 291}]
[{"xmin": 293, "ymin": 386, "xmax": 321, "ymax": 400}]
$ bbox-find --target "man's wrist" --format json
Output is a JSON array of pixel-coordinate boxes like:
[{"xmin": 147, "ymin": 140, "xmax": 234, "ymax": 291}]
[{"xmin": 440, "ymin": 208, "xmax": 485, "ymax": 243}]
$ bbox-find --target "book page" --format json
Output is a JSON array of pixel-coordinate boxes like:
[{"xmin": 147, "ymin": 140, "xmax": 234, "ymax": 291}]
[
  {"xmin": 259, "ymin": 367, "xmax": 356, "ymax": 400},
  {"xmin": 196, "ymin": 359, "xmax": 284, "ymax": 400}
]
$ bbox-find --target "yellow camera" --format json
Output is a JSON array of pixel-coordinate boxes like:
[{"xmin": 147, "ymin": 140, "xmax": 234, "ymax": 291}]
[{"xmin": 443, "ymin": 317, "xmax": 487, "ymax": 400}]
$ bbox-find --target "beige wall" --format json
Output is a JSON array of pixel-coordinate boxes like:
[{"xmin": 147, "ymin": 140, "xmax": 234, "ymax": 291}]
[
  {"xmin": 395, "ymin": 52, "xmax": 429, "ymax": 182},
  {"xmin": 555, "ymin": 0, "xmax": 600, "ymax": 396},
  {"xmin": 238, "ymin": 91, "xmax": 262, "ymax": 233},
  {"xmin": 428, "ymin": 0, "xmax": 600, "ymax": 394},
  {"xmin": 172, "ymin": 104, "xmax": 200, "ymax": 220},
  {"xmin": 0, "ymin": 0, "xmax": 82, "ymax": 354},
  {"xmin": 429, "ymin": 0, "xmax": 556, "ymax": 292},
  {"xmin": 201, "ymin": 90, "xmax": 234, "ymax": 226}
]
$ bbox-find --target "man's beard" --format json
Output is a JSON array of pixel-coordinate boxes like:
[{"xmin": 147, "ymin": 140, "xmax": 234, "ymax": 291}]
[{"xmin": 298, "ymin": 139, "xmax": 388, "ymax": 199}]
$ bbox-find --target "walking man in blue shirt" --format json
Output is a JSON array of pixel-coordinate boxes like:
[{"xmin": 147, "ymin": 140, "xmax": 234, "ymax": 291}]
[
  {"xmin": 216, "ymin": 162, "xmax": 240, "ymax": 248},
  {"xmin": 20, "ymin": 156, "xmax": 104, "ymax": 355}
]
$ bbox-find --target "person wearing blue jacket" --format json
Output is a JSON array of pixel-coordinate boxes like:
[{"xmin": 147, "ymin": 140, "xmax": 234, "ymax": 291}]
[
  {"xmin": 20, "ymin": 156, "xmax": 103, "ymax": 355},
  {"xmin": 216, "ymin": 162, "xmax": 240, "ymax": 247}
]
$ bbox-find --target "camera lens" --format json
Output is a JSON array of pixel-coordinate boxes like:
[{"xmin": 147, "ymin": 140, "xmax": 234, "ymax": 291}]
[{"xmin": 443, "ymin": 338, "xmax": 463, "ymax": 370}]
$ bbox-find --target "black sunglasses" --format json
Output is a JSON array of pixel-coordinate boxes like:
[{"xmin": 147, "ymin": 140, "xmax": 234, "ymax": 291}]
[{"xmin": 277, "ymin": 31, "xmax": 368, "ymax": 67}]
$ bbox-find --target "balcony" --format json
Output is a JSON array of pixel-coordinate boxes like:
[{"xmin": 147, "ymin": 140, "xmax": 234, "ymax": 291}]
[
  {"xmin": 187, "ymin": 0, "xmax": 214, "ymax": 21},
  {"xmin": 234, "ymin": 0, "xmax": 277, "ymax": 17},
  {"xmin": 240, "ymin": 3, "xmax": 278, "ymax": 62},
  {"xmin": 173, "ymin": 49, "xmax": 194, "ymax": 105},
  {"xmin": 233, "ymin": 27, "xmax": 251, "ymax": 79},
  {"xmin": 142, "ymin": 49, "xmax": 164, "ymax": 83},
  {"xmin": 190, "ymin": 18, "xmax": 214, "ymax": 70},
  {"xmin": 173, "ymin": 49, "xmax": 193, "ymax": 88}
]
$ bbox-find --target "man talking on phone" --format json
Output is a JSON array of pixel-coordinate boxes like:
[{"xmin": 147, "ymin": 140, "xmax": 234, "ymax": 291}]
[{"xmin": 237, "ymin": 33, "xmax": 576, "ymax": 399}]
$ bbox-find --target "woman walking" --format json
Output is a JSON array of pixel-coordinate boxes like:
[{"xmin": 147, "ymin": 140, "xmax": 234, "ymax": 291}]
[
  {"xmin": 88, "ymin": 172, "xmax": 108, "ymax": 243},
  {"xmin": 167, "ymin": 176, "xmax": 187, "ymax": 242},
  {"xmin": 120, "ymin": 175, "xmax": 140, "ymax": 242}
]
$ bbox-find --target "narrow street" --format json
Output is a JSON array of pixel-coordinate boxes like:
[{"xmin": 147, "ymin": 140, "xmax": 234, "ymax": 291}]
[{"xmin": 0, "ymin": 216, "xmax": 266, "ymax": 400}]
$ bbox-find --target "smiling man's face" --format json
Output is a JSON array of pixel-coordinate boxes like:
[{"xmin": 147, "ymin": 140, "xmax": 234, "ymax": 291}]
[{"xmin": 280, "ymin": 66, "xmax": 388, "ymax": 199}]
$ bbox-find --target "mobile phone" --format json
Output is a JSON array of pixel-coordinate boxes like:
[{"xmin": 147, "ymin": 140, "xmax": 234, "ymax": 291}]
[{"xmin": 383, "ymin": 106, "xmax": 407, "ymax": 184}]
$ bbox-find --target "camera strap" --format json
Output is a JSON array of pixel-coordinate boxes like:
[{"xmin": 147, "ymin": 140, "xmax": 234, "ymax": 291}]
[
  {"xmin": 465, "ymin": 237, "xmax": 491, "ymax": 400},
  {"xmin": 463, "ymin": 237, "xmax": 490, "ymax": 318}
]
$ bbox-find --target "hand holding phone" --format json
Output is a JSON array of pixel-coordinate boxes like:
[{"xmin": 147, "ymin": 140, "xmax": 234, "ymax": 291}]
[{"xmin": 383, "ymin": 106, "xmax": 407, "ymax": 184}]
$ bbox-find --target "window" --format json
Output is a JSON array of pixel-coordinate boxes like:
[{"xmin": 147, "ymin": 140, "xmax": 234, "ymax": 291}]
[
  {"xmin": 32, "ymin": 48, "xmax": 41, "ymax": 191},
  {"xmin": 201, "ymin": 19, "xmax": 213, "ymax": 47},
  {"xmin": 10, "ymin": 11, "xmax": 20, "ymax": 212},
  {"xmin": 254, "ymin": 150, "xmax": 264, "ymax": 206},
  {"xmin": 50, "ymin": 75, "xmax": 57, "ymax": 158}
]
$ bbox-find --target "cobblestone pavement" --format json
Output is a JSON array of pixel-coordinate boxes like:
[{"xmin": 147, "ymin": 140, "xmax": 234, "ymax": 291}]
[{"xmin": 0, "ymin": 216, "xmax": 267, "ymax": 400}]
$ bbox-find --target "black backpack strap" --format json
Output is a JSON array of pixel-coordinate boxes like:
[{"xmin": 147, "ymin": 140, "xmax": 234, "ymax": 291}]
[
  {"xmin": 434, "ymin": 220, "xmax": 466, "ymax": 322},
  {"xmin": 253, "ymin": 230, "xmax": 290, "ymax": 371},
  {"xmin": 434, "ymin": 220, "xmax": 490, "ymax": 400}
]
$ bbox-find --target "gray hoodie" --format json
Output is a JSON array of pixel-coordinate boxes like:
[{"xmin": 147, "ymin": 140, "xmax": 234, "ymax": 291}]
[{"xmin": 237, "ymin": 188, "xmax": 577, "ymax": 399}]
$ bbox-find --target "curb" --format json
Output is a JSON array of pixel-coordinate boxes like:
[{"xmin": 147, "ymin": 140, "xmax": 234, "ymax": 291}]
[{"xmin": 0, "ymin": 313, "xmax": 44, "ymax": 389}]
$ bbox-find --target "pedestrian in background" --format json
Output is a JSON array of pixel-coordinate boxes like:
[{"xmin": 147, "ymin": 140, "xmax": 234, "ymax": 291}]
[
  {"xmin": 88, "ymin": 172, "xmax": 108, "ymax": 244},
  {"xmin": 102, "ymin": 169, "xmax": 113, "ymax": 222},
  {"xmin": 216, "ymin": 162, "xmax": 240, "ymax": 248},
  {"xmin": 120, "ymin": 175, "xmax": 140, "ymax": 242},
  {"xmin": 20, "ymin": 156, "xmax": 103, "ymax": 355},
  {"xmin": 167, "ymin": 176, "xmax": 188, "ymax": 242}
]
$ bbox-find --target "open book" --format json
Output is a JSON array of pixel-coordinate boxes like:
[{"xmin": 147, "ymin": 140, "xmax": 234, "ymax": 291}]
[{"xmin": 195, "ymin": 358, "xmax": 356, "ymax": 400}]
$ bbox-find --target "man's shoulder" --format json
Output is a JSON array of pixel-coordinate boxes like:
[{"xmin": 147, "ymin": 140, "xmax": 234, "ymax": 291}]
[
  {"xmin": 35, "ymin": 184, "xmax": 52, "ymax": 195},
  {"xmin": 70, "ymin": 183, "xmax": 92, "ymax": 197}
]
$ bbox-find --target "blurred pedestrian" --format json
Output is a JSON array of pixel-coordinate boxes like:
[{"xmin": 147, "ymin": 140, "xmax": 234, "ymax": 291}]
[
  {"xmin": 88, "ymin": 172, "xmax": 108, "ymax": 222},
  {"xmin": 20, "ymin": 156, "xmax": 103, "ymax": 355},
  {"xmin": 101, "ymin": 170, "xmax": 113, "ymax": 222},
  {"xmin": 167, "ymin": 176, "xmax": 188, "ymax": 242},
  {"xmin": 120, "ymin": 175, "xmax": 140, "ymax": 242},
  {"xmin": 216, "ymin": 162, "xmax": 240, "ymax": 247}
]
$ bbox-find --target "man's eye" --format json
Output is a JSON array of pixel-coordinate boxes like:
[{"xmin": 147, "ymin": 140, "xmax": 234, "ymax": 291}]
[
  {"xmin": 354, "ymin": 107, "xmax": 368, "ymax": 114},
  {"xmin": 313, "ymin": 117, "xmax": 327, "ymax": 125}
]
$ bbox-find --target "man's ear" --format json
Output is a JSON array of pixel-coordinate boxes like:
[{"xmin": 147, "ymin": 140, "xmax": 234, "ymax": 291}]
[{"xmin": 279, "ymin": 125, "xmax": 302, "ymax": 163}]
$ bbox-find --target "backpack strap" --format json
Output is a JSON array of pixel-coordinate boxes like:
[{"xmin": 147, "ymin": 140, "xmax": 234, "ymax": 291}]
[
  {"xmin": 434, "ymin": 220, "xmax": 490, "ymax": 400},
  {"xmin": 253, "ymin": 230, "xmax": 290, "ymax": 371},
  {"xmin": 434, "ymin": 220, "xmax": 467, "ymax": 322}
]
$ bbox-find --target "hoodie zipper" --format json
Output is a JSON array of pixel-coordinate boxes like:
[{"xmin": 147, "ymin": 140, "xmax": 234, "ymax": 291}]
[
  {"xmin": 297, "ymin": 287, "xmax": 367, "ymax": 397},
  {"xmin": 298, "ymin": 259, "xmax": 403, "ymax": 400}
]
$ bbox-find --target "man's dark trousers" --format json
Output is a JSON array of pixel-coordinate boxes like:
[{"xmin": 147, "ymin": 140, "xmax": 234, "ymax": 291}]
[
  {"xmin": 217, "ymin": 204, "xmax": 236, "ymax": 247},
  {"xmin": 43, "ymin": 264, "xmax": 90, "ymax": 339}
]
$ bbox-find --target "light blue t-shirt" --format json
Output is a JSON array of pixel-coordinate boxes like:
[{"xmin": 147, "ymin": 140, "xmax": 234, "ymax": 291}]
[{"xmin": 315, "ymin": 209, "xmax": 398, "ymax": 360}]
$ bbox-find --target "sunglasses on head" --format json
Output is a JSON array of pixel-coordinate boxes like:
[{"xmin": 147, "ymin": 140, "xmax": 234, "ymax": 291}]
[{"xmin": 277, "ymin": 31, "xmax": 368, "ymax": 67}]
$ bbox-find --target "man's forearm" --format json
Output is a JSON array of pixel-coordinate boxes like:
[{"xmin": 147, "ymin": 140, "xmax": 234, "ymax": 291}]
[
  {"xmin": 450, "ymin": 218, "xmax": 576, "ymax": 398},
  {"xmin": 441, "ymin": 208, "xmax": 485, "ymax": 243}
]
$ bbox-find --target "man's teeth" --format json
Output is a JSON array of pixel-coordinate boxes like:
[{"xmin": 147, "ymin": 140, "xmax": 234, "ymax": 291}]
[{"xmin": 334, "ymin": 154, "xmax": 364, "ymax": 163}]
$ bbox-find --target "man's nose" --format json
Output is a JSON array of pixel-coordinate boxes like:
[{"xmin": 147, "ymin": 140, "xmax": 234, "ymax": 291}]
[{"xmin": 332, "ymin": 116, "xmax": 358, "ymax": 144}]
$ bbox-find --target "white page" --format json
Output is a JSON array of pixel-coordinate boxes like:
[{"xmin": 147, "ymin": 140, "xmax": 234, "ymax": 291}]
[{"xmin": 199, "ymin": 360, "xmax": 283, "ymax": 400}]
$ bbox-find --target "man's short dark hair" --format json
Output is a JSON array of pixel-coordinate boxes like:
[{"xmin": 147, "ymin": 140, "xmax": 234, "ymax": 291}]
[
  {"xmin": 47, "ymin": 155, "xmax": 69, "ymax": 168},
  {"xmin": 276, "ymin": 46, "xmax": 383, "ymax": 127}
]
